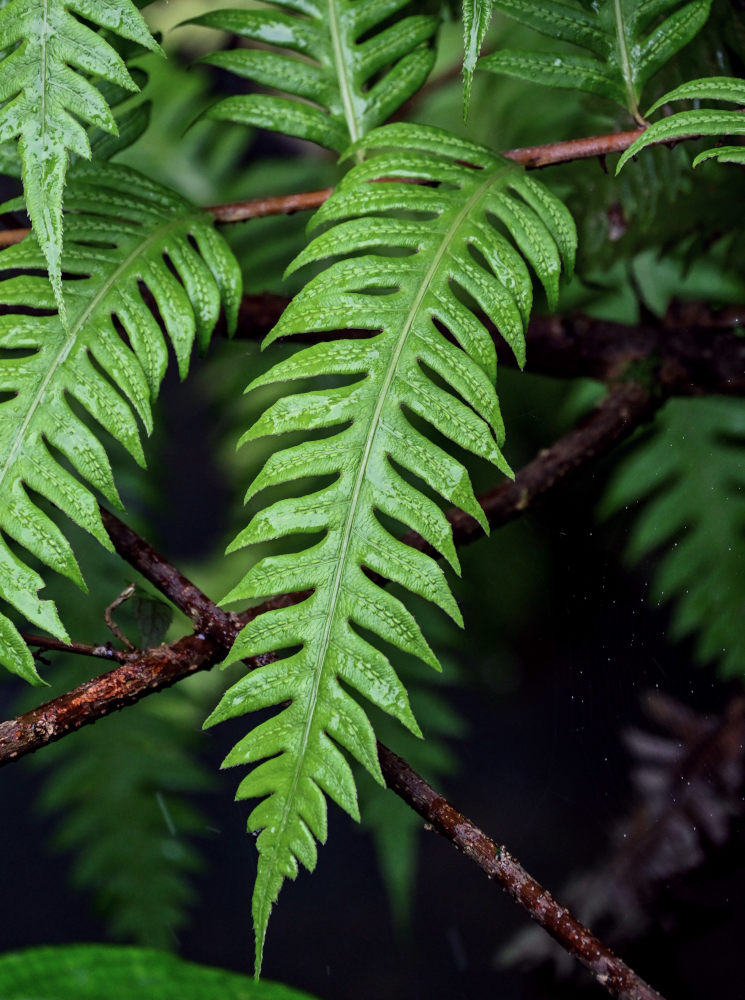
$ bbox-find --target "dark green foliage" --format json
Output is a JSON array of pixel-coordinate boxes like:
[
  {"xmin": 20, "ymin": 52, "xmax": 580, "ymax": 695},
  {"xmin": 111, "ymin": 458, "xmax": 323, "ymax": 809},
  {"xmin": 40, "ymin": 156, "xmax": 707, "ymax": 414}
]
[
  {"xmin": 37, "ymin": 695, "xmax": 211, "ymax": 948},
  {"xmin": 601, "ymin": 397, "xmax": 745, "ymax": 678}
]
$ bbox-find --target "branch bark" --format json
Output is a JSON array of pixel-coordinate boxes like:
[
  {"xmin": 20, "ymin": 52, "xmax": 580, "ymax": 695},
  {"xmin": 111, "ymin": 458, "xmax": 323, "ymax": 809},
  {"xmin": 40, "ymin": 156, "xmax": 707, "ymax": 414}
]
[{"xmin": 379, "ymin": 743, "xmax": 662, "ymax": 1000}]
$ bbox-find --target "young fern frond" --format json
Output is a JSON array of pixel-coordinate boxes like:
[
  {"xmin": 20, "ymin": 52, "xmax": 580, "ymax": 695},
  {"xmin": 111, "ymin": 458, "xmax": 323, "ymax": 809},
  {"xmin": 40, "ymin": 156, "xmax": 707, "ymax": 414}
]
[
  {"xmin": 191, "ymin": 0, "xmax": 439, "ymax": 153},
  {"xmin": 209, "ymin": 123, "xmax": 576, "ymax": 971},
  {"xmin": 0, "ymin": 162, "xmax": 241, "ymax": 684},
  {"xmin": 479, "ymin": 0, "xmax": 712, "ymax": 123},
  {"xmin": 600, "ymin": 397, "xmax": 745, "ymax": 678},
  {"xmin": 0, "ymin": 0, "xmax": 162, "ymax": 321},
  {"xmin": 616, "ymin": 76, "xmax": 745, "ymax": 170}
]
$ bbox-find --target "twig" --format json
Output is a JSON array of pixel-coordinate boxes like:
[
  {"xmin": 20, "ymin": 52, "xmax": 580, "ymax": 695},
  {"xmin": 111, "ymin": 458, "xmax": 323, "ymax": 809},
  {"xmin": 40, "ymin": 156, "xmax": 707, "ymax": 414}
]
[
  {"xmin": 0, "ymin": 227, "xmax": 30, "ymax": 249},
  {"xmin": 104, "ymin": 583, "xmax": 137, "ymax": 650},
  {"xmin": 0, "ymin": 121, "xmax": 711, "ymax": 248},
  {"xmin": 0, "ymin": 383, "xmax": 654, "ymax": 768},
  {"xmin": 206, "ymin": 187, "xmax": 334, "ymax": 223},
  {"xmin": 20, "ymin": 634, "xmax": 127, "ymax": 663},
  {"xmin": 378, "ymin": 743, "xmax": 663, "ymax": 1000},
  {"xmin": 504, "ymin": 128, "xmax": 645, "ymax": 168}
]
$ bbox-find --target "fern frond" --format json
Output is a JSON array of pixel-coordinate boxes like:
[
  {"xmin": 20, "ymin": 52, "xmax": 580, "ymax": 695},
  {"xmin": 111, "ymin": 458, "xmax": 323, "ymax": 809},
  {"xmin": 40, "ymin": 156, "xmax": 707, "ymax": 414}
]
[
  {"xmin": 479, "ymin": 0, "xmax": 712, "ymax": 123},
  {"xmin": 0, "ymin": 162, "xmax": 241, "ymax": 684},
  {"xmin": 462, "ymin": 0, "xmax": 495, "ymax": 116},
  {"xmin": 616, "ymin": 76, "xmax": 745, "ymax": 170},
  {"xmin": 600, "ymin": 397, "xmax": 745, "ymax": 678},
  {"xmin": 191, "ymin": 1, "xmax": 439, "ymax": 152},
  {"xmin": 208, "ymin": 122, "xmax": 576, "ymax": 971},
  {"xmin": 0, "ymin": 0, "xmax": 162, "ymax": 321}
]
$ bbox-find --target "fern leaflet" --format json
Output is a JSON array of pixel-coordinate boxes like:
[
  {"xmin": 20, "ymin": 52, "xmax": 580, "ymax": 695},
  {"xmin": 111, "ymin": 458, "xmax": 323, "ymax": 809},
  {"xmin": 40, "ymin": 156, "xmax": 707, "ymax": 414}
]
[
  {"xmin": 191, "ymin": 0, "xmax": 439, "ymax": 153},
  {"xmin": 479, "ymin": 0, "xmax": 712, "ymax": 123},
  {"xmin": 208, "ymin": 123, "xmax": 576, "ymax": 971},
  {"xmin": 616, "ymin": 76, "xmax": 745, "ymax": 170},
  {"xmin": 600, "ymin": 397, "xmax": 745, "ymax": 678},
  {"xmin": 0, "ymin": 162, "xmax": 241, "ymax": 684},
  {"xmin": 462, "ymin": 0, "xmax": 495, "ymax": 115},
  {"xmin": 0, "ymin": 0, "xmax": 162, "ymax": 321}
]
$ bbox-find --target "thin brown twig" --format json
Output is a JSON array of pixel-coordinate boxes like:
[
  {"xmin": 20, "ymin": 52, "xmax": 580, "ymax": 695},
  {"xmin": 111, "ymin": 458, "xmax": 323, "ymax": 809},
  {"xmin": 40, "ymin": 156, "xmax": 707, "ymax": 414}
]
[
  {"xmin": 20, "ymin": 634, "xmax": 127, "ymax": 663},
  {"xmin": 0, "ymin": 122, "xmax": 705, "ymax": 247},
  {"xmin": 379, "ymin": 743, "xmax": 663, "ymax": 1000},
  {"xmin": 206, "ymin": 187, "xmax": 334, "ymax": 223}
]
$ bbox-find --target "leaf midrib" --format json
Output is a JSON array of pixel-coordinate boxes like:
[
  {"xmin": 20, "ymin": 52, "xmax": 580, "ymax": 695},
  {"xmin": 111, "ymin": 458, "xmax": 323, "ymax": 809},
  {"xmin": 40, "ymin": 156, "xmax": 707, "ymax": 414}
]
[
  {"xmin": 266, "ymin": 166, "xmax": 503, "ymax": 872},
  {"xmin": 328, "ymin": 0, "xmax": 360, "ymax": 144},
  {"xmin": 0, "ymin": 210, "xmax": 201, "ymax": 495}
]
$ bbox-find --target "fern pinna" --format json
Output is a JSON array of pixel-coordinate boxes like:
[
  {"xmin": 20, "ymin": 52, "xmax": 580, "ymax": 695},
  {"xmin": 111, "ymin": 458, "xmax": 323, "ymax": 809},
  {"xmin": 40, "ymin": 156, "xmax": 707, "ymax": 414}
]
[
  {"xmin": 0, "ymin": 162, "xmax": 241, "ymax": 684},
  {"xmin": 479, "ymin": 0, "xmax": 712, "ymax": 123},
  {"xmin": 208, "ymin": 123, "xmax": 576, "ymax": 970},
  {"xmin": 601, "ymin": 397, "xmax": 745, "ymax": 679},
  {"xmin": 192, "ymin": 0, "xmax": 439, "ymax": 152},
  {"xmin": 617, "ymin": 76, "xmax": 745, "ymax": 169},
  {"xmin": 0, "ymin": 0, "xmax": 162, "ymax": 321}
]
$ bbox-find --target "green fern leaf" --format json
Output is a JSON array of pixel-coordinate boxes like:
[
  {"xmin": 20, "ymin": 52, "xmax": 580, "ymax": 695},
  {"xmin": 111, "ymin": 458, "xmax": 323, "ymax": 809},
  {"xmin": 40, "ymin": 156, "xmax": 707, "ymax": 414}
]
[
  {"xmin": 191, "ymin": 1, "xmax": 439, "ymax": 152},
  {"xmin": 208, "ymin": 122, "xmax": 575, "ymax": 971},
  {"xmin": 479, "ymin": 0, "xmax": 712, "ymax": 122},
  {"xmin": 617, "ymin": 76, "xmax": 745, "ymax": 170},
  {"xmin": 462, "ymin": 0, "xmax": 495, "ymax": 116},
  {"xmin": 0, "ymin": 162, "xmax": 241, "ymax": 684},
  {"xmin": 600, "ymin": 397, "xmax": 745, "ymax": 677},
  {"xmin": 0, "ymin": 0, "xmax": 162, "ymax": 321},
  {"xmin": 0, "ymin": 945, "xmax": 320, "ymax": 1000}
]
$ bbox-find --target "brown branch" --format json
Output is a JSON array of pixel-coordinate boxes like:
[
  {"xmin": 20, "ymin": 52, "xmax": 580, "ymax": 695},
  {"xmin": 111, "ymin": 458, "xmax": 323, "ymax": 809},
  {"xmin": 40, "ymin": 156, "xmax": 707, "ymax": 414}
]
[
  {"xmin": 379, "ymin": 742, "xmax": 663, "ymax": 1000},
  {"xmin": 206, "ymin": 187, "xmax": 334, "ymax": 223},
  {"xmin": 0, "ymin": 227, "xmax": 31, "ymax": 249},
  {"xmin": 504, "ymin": 128, "xmax": 645, "ymax": 168},
  {"xmin": 0, "ymin": 382, "xmax": 654, "ymax": 768}
]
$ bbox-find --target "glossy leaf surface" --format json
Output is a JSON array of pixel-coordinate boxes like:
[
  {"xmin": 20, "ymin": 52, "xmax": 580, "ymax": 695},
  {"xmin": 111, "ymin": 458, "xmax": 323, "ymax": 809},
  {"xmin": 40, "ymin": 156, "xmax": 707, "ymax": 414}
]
[{"xmin": 462, "ymin": 0, "xmax": 495, "ymax": 115}]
